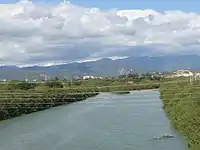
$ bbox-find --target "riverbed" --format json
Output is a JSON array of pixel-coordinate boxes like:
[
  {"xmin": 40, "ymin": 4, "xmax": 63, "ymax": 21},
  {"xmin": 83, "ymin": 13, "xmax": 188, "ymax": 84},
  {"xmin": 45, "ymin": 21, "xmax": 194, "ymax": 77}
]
[{"xmin": 0, "ymin": 90, "xmax": 188, "ymax": 150}]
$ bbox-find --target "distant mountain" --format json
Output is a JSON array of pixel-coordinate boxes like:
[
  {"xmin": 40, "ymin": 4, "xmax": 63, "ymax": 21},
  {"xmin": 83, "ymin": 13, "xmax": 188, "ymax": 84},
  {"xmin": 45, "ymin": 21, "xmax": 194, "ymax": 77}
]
[{"xmin": 1, "ymin": 55, "xmax": 200, "ymax": 80}]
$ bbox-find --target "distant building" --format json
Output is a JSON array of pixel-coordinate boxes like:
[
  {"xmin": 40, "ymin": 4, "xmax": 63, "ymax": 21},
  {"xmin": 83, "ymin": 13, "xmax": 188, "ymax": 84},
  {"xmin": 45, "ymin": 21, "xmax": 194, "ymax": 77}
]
[
  {"xmin": 82, "ymin": 75, "xmax": 102, "ymax": 80},
  {"xmin": 161, "ymin": 72, "xmax": 177, "ymax": 78},
  {"xmin": 83, "ymin": 75, "xmax": 93, "ymax": 80},
  {"xmin": 175, "ymin": 70, "xmax": 193, "ymax": 77},
  {"xmin": 0, "ymin": 79, "xmax": 7, "ymax": 82},
  {"xmin": 161, "ymin": 69, "xmax": 194, "ymax": 78},
  {"xmin": 72, "ymin": 76, "xmax": 81, "ymax": 80}
]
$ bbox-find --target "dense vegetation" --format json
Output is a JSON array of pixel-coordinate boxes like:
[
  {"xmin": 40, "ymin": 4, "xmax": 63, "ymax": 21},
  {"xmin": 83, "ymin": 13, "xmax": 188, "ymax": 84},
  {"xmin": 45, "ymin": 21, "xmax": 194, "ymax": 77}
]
[
  {"xmin": 0, "ymin": 80, "xmax": 160, "ymax": 92},
  {"xmin": 160, "ymin": 80, "xmax": 200, "ymax": 150},
  {"xmin": 0, "ymin": 90, "xmax": 98, "ymax": 121},
  {"xmin": 0, "ymin": 75, "xmax": 161, "ymax": 121},
  {"xmin": 0, "ymin": 73, "xmax": 162, "ymax": 90}
]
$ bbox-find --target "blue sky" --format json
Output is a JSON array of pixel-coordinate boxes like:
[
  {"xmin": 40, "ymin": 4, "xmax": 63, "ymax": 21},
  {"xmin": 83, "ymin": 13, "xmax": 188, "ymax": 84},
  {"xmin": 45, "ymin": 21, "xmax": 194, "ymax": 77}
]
[{"xmin": 1, "ymin": 0, "xmax": 200, "ymax": 12}]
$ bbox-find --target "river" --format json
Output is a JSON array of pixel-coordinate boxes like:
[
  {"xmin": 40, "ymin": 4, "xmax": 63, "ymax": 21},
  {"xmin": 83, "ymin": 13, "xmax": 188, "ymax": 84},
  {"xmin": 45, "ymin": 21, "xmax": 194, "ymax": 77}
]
[{"xmin": 0, "ymin": 90, "xmax": 188, "ymax": 150}]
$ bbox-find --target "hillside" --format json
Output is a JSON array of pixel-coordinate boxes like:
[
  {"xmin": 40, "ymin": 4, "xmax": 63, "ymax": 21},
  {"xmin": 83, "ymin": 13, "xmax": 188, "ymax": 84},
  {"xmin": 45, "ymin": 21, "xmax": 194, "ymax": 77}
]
[{"xmin": 1, "ymin": 55, "xmax": 200, "ymax": 80}]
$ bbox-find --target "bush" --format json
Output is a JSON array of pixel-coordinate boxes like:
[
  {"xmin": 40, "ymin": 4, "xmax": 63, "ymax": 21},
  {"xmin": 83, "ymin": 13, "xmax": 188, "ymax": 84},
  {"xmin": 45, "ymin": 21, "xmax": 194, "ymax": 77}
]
[
  {"xmin": 160, "ymin": 81, "xmax": 200, "ymax": 150},
  {"xmin": 15, "ymin": 82, "xmax": 37, "ymax": 90},
  {"xmin": 44, "ymin": 81, "xmax": 64, "ymax": 88},
  {"xmin": 5, "ymin": 82, "xmax": 37, "ymax": 90},
  {"xmin": 0, "ymin": 90, "xmax": 99, "ymax": 121}
]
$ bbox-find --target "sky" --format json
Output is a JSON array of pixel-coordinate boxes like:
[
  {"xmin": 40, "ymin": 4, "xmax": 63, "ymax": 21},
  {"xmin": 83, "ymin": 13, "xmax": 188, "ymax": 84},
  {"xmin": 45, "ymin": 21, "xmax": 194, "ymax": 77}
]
[
  {"xmin": 1, "ymin": 0, "xmax": 200, "ymax": 12},
  {"xmin": 58, "ymin": 0, "xmax": 200, "ymax": 12},
  {"xmin": 0, "ymin": 0, "xmax": 200, "ymax": 66}
]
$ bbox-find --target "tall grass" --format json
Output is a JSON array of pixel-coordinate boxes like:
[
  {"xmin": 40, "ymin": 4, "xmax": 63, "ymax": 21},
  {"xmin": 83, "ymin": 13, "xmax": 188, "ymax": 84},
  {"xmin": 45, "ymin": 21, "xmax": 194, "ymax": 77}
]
[
  {"xmin": 0, "ymin": 90, "xmax": 98, "ymax": 121},
  {"xmin": 160, "ymin": 81, "xmax": 200, "ymax": 150},
  {"xmin": 0, "ymin": 81, "xmax": 160, "ymax": 121}
]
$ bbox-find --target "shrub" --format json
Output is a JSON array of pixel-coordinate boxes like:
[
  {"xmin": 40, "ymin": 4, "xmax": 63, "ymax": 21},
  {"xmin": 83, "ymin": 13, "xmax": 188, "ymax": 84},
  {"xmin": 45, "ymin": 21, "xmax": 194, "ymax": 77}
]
[{"xmin": 44, "ymin": 81, "xmax": 64, "ymax": 88}]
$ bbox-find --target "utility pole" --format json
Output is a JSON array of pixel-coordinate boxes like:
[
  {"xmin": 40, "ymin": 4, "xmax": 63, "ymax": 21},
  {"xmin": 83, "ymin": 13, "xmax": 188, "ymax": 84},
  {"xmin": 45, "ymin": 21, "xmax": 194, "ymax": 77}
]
[
  {"xmin": 189, "ymin": 71, "xmax": 194, "ymax": 84},
  {"xmin": 194, "ymin": 72, "xmax": 197, "ymax": 81},
  {"xmin": 66, "ymin": 71, "xmax": 72, "ymax": 87},
  {"xmin": 189, "ymin": 75, "xmax": 192, "ymax": 84}
]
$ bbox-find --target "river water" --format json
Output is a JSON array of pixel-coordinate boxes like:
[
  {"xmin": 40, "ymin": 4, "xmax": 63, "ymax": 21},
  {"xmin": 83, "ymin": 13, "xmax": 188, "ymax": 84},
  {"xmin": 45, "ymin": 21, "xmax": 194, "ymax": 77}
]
[{"xmin": 0, "ymin": 90, "xmax": 188, "ymax": 150}]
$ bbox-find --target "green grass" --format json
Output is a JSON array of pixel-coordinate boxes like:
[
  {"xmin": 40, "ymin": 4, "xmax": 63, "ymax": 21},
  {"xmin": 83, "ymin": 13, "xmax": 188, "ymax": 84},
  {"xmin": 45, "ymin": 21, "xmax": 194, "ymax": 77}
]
[
  {"xmin": 0, "ymin": 90, "xmax": 98, "ymax": 121},
  {"xmin": 0, "ymin": 77, "xmax": 161, "ymax": 121},
  {"xmin": 160, "ymin": 80, "xmax": 200, "ymax": 150}
]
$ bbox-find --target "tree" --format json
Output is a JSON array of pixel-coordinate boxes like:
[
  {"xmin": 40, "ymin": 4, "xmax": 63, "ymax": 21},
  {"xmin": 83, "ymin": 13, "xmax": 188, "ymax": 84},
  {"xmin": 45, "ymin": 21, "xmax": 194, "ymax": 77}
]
[
  {"xmin": 127, "ymin": 73, "xmax": 139, "ymax": 78},
  {"xmin": 45, "ymin": 80, "xmax": 63, "ymax": 88},
  {"xmin": 54, "ymin": 77, "xmax": 59, "ymax": 81},
  {"xmin": 9, "ymin": 82, "xmax": 37, "ymax": 90}
]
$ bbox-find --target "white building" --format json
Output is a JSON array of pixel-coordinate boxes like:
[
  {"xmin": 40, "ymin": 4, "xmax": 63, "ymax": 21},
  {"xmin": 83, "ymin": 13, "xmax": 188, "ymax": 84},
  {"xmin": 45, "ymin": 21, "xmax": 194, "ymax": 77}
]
[
  {"xmin": 83, "ymin": 75, "xmax": 102, "ymax": 80},
  {"xmin": 175, "ymin": 70, "xmax": 193, "ymax": 77},
  {"xmin": 83, "ymin": 75, "xmax": 94, "ymax": 80}
]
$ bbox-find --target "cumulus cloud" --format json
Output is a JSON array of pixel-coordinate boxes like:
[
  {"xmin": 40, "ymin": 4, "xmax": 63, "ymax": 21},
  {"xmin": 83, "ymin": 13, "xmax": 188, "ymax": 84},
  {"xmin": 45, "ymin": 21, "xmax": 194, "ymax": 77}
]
[{"xmin": 0, "ymin": 0, "xmax": 200, "ymax": 66}]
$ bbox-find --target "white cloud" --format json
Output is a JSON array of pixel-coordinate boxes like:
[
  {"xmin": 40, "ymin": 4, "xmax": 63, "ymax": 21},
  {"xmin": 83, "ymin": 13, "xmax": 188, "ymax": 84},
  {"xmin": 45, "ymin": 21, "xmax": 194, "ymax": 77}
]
[{"xmin": 0, "ymin": 0, "xmax": 200, "ymax": 66}]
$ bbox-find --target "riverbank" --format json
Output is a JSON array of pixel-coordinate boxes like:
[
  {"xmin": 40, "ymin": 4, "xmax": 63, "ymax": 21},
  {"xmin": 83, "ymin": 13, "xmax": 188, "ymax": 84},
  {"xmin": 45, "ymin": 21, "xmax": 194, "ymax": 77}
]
[
  {"xmin": 0, "ymin": 90, "xmax": 98, "ymax": 121},
  {"xmin": 0, "ymin": 82, "xmax": 160, "ymax": 121},
  {"xmin": 62, "ymin": 83, "xmax": 160, "ymax": 93},
  {"xmin": 160, "ymin": 81, "xmax": 200, "ymax": 150},
  {"xmin": 111, "ymin": 91, "xmax": 131, "ymax": 95}
]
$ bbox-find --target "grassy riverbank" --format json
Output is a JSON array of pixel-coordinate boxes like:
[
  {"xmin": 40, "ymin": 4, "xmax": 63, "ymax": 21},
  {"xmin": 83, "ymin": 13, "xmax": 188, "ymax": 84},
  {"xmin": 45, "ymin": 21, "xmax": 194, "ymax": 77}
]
[
  {"xmin": 0, "ymin": 77, "xmax": 160, "ymax": 121},
  {"xmin": 62, "ymin": 83, "xmax": 160, "ymax": 93},
  {"xmin": 0, "ymin": 90, "xmax": 98, "ymax": 121},
  {"xmin": 160, "ymin": 81, "xmax": 200, "ymax": 150}
]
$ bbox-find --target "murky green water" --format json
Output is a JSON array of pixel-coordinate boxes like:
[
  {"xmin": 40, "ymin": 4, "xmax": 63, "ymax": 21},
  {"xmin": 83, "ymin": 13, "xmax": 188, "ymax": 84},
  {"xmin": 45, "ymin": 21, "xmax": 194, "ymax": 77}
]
[{"xmin": 0, "ymin": 90, "xmax": 188, "ymax": 150}]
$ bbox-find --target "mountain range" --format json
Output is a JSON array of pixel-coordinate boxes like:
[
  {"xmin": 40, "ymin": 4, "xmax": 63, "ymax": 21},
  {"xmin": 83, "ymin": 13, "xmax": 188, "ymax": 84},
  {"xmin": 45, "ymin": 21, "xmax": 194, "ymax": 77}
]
[{"xmin": 1, "ymin": 55, "xmax": 200, "ymax": 80}]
